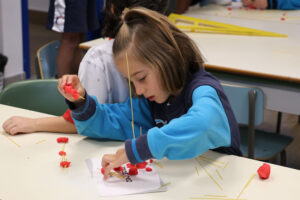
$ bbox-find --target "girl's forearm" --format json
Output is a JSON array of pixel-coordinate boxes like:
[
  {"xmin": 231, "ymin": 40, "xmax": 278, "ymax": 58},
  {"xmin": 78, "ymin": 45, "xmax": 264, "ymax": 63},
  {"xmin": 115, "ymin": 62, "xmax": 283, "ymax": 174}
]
[{"xmin": 34, "ymin": 116, "xmax": 77, "ymax": 133}]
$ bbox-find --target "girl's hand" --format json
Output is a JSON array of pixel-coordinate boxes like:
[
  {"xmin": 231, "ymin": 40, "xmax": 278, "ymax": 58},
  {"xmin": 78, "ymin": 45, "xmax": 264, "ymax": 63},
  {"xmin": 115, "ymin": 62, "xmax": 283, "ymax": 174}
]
[
  {"xmin": 101, "ymin": 148, "xmax": 129, "ymax": 180},
  {"xmin": 57, "ymin": 75, "xmax": 85, "ymax": 102},
  {"xmin": 2, "ymin": 116, "xmax": 37, "ymax": 135}
]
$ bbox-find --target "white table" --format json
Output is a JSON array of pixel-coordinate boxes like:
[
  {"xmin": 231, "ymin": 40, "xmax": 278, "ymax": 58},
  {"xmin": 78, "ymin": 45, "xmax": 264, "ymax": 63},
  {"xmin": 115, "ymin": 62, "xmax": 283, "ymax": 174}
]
[{"xmin": 1, "ymin": 104, "xmax": 300, "ymax": 200}]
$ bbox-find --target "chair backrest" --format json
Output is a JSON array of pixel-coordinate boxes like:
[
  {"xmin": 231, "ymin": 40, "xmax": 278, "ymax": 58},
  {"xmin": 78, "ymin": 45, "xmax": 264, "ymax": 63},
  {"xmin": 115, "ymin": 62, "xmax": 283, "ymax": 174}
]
[
  {"xmin": 222, "ymin": 83, "xmax": 264, "ymax": 126},
  {"xmin": 36, "ymin": 40, "xmax": 59, "ymax": 79},
  {"xmin": 0, "ymin": 80, "xmax": 67, "ymax": 116}
]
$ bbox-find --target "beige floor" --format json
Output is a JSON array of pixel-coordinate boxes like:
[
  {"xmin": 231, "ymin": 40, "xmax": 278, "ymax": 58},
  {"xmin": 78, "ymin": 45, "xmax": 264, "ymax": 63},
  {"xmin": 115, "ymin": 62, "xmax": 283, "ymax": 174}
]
[{"xmin": 29, "ymin": 12, "xmax": 300, "ymax": 170}]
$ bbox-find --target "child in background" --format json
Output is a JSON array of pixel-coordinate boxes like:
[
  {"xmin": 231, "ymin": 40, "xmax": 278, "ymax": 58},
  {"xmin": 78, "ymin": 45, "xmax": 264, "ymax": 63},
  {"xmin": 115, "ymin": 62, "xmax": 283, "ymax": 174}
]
[
  {"xmin": 57, "ymin": 7, "xmax": 242, "ymax": 179},
  {"xmin": 2, "ymin": 0, "xmax": 169, "ymax": 135},
  {"xmin": 242, "ymin": 0, "xmax": 300, "ymax": 9}
]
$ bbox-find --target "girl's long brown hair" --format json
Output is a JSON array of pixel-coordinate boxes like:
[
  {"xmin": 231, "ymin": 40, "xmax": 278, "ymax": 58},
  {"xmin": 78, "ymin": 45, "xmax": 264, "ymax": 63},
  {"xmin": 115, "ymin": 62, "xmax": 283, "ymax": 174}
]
[{"xmin": 113, "ymin": 7, "xmax": 204, "ymax": 94}]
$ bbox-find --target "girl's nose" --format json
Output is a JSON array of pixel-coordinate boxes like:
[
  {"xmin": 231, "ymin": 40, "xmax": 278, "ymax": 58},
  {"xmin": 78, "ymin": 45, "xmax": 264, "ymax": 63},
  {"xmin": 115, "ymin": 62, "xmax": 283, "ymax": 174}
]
[{"xmin": 135, "ymin": 84, "xmax": 144, "ymax": 96}]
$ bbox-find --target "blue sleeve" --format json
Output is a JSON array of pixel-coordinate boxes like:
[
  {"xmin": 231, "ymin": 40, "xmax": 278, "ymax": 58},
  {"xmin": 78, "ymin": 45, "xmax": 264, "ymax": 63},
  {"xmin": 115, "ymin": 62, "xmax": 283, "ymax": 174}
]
[
  {"xmin": 69, "ymin": 95, "xmax": 153, "ymax": 141},
  {"xmin": 269, "ymin": 0, "xmax": 300, "ymax": 10},
  {"xmin": 126, "ymin": 86, "xmax": 231, "ymax": 163}
]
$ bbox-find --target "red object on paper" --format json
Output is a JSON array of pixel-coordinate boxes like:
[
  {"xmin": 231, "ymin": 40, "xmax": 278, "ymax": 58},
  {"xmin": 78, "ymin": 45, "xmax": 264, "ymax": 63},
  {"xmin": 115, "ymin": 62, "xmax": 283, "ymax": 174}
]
[
  {"xmin": 59, "ymin": 151, "xmax": 66, "ymax": 156},
  {"xmin": 149, "ymin": 159, "xmax": 153, "ymax": 163},
  {"xmin": 114, "ymin": 166, "xmax": 124, "ymax": 172},
  {"xmin": 128, "ymin": 167, "xmax": 138, "ymax": 175},
  {"xmin": 101, "ymin": 168, "xmax": 105, "ymax": 175},
  {"xmin": 62, "ymin": 109, "xmax": 74, "ymax": 124},
  {"xmin": 60, "ymin": 161, "xmax": 71, "ymax": 168},
  {"xmin": 257, "ymin": 163, "xmax": 271, "ymax": 179},
  {"xmin": 57, "ymin": 137, "xmax": 69, "ymax": 143},
  {"xmin": 126, "ymin": 163, "xmax": 135, "ymax": 168},
  {"xmin": 227, "ymin": 7, "xmax": 232, "ymax": 11},
  {"xmin": 136, "ymin": 161, "xmax": 147, "ymax": 169},
  {"xmin": 63, "ymin": 83, "xmax": 80, "ymax": 100},
  {"xmin": 281, "ymin": 17, "xmax": 286, "ymax": 21},
  {"xmin": 145, "ymin": 167, "xmax": 152, "ymax": 172}
]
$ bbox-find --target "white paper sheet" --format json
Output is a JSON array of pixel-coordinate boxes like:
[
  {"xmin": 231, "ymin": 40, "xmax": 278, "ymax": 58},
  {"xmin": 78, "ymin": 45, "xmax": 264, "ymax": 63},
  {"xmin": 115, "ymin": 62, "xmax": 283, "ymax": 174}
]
[{"xmin": 86, "ymin": 158, "xmax": 167, "ymax": 197}]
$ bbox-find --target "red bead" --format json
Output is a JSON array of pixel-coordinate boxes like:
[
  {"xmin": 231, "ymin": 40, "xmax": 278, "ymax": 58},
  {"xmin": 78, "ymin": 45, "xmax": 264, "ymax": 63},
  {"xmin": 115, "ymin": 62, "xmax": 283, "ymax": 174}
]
[
  {"xmin": 257, "ymin": 163, "xmax": 271, "ymax": 179},
  {"xmin": 136, "ymin": 161, "xmax": 147, "ymax": 169},
  {"xmin": 60, "ymin": 161, "xmax": 71, "ymax": 168},
  {"xmin": 59, "ymin": 151, "xmax": 66, "ymax": 156},
  {"xmin": 63, "ymin": 83, "xmax": 80, "ymax": 100},
  {"xmin": 145, "ymin": 167, "xmax": 152, "ymax": 172},
  {"xmin": 57, "ymin": 137, "xmax": 69, "ymax": 143},
  {"xmin": 149, "ymin": 159, "xmax": 153, "ymax": 163},
  {"xmin": 128, "ymin": 167, "xmax": 138, "ymax": 175},
  {"xmin": 126, "ymin": 163, "xmax": 135, "ymax": 168},
  {"xmin": 113, "ymin": 166, "xmax": 123, "ymax": 171},
  {"xmin": 101, "ymin": 168, "xmax": 105, "ymax": 175}
]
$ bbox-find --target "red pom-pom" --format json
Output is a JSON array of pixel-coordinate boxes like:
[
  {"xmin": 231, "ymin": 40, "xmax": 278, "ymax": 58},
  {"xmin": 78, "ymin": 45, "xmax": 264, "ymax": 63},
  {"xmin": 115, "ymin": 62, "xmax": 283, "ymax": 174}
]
[
  {"xmin": 227, "ymin": 7, "xmax": 232, "ymax": 11},
  {"xmin": 63, "ymin": 83, "xmax": 80, "ymax": 100},
  {"xmin": 101, "ymin": 168, "xmax": 105, "ymax": 175},
  {"xmin": 257, "ymin": 163, "xmax": 271, "ymax": 179},
  {"xmin": 59, "ymin": 151, "xmax": 66, "ymax": 156},
  {"xmin": 57, "ymin": 137, "xmax": 69, "ymax": 143},
  {"xmin": 60, "ymin": 161, "xmax": 71, "ymax": 168},
  {"xmin": 126, "ymin": 163, "xmax": 135, "ymax": 168},
  {"xmin": 128, "ymin": 167, "xmax": 138, "ymax": 175},
  {"xmin": 281, "ymin": 17, "xmax": 285, "ymax": 21},
  {"xmin": 149, "ymin": 159, "xmax": 153, "ymax": 163},
  {"xmin": 136, "ymin": 161, "xmax": 147, "ymax": 169},
  {"xmin": 114, "ymin": 166, "xmax": 123, "ymax": 172},
  {"xmin": 145, "ymin": 167, "xmax": 152, "ymax": 172}
]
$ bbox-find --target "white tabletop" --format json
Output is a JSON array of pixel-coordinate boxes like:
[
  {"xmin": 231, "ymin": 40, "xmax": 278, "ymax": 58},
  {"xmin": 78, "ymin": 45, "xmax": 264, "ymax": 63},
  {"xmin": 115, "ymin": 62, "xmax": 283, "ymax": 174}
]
[
  {"xmin": 184, "ymin": 5, "xmax": 300, "ymax": 83},
  {"xmin": 1, "ymin": 104, "xmax": 300, "ymax": 200}
]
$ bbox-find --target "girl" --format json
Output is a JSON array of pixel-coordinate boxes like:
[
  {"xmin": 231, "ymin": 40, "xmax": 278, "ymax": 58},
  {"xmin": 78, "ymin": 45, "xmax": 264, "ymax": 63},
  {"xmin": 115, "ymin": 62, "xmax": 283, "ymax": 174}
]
[
  {"xmin": 57, "ymin": 7, "xmax": 242, "ymax": 179},
  {"xmin": 2, "ymin": 0, "xmax": 169, "ymax": 135}
]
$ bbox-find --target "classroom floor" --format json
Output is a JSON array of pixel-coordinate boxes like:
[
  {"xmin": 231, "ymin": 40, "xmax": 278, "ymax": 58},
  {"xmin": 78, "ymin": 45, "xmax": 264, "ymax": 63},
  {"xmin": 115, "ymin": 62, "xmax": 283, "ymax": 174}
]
[{"xmin": 29, "ymin": 11, "xmax": 300, "ymax": 170}]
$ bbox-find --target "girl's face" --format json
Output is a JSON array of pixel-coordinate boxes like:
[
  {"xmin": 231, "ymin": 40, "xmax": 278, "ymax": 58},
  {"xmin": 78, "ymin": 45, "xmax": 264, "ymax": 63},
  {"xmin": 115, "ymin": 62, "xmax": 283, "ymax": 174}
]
[{"xmin": 116, "ymin": 54, "xmax": 170, "ymax": 104}]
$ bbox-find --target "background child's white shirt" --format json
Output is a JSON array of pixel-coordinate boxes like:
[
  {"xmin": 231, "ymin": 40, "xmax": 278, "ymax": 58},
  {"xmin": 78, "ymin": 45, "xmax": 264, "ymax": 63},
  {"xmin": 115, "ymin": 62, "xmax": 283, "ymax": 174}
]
[{"xmin": 78, "ymin": 40, "xmax": 129, "ymax": 103}]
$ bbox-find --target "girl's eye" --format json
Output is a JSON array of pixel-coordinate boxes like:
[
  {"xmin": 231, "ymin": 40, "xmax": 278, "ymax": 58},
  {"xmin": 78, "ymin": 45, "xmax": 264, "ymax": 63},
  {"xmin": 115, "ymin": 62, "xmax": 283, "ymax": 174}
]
[{"xmin": 138, "ymin": 76, "xmax": 146, "ymax": 81}]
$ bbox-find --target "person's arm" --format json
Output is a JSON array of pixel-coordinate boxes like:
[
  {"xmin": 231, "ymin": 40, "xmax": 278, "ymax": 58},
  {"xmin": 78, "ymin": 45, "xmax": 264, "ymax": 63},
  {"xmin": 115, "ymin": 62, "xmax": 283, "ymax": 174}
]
[
  {"xmin": 2, "ymin": 116, "xmax": 77, "ymax": 135},
  {"xmin": 68, "ymin": 94, "xmax": 153, "ymax": 140},
  {"xmin": 126, "ymin": 85, "xmax": 232, "ymax": 164}
]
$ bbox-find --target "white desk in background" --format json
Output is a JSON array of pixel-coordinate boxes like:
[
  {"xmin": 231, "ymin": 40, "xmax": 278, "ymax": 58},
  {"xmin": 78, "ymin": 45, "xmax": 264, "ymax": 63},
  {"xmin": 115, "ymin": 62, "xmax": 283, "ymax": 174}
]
[
  {"xmin": 1, "ymin": 104, "xmax": 300, "ymax": 200},
  {"xmin": 79, "ymin": 6, "xmax": 300, "ymax": 115}
]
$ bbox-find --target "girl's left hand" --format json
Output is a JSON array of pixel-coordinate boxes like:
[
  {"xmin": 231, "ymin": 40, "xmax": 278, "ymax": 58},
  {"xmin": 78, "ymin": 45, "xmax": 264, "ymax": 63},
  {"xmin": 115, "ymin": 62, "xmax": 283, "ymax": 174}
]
[{"xmin": 101, "ymin": 148, "xmax": 129, "ymax": 180}]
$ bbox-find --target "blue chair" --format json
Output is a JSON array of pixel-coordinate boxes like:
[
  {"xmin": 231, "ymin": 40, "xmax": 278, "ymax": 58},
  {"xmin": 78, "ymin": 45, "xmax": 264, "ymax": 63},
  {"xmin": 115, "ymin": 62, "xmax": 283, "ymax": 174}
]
[
  {"xmin": 36, "ymin": 40, "xmax": 59, "ymax": 79},
  {"xmin": 0, "ymin": 80, "xmax": 67, "ymax": 116},
  {"xmin": 222, "ymin": 83, "xmax": 293, "ymax": 165}
]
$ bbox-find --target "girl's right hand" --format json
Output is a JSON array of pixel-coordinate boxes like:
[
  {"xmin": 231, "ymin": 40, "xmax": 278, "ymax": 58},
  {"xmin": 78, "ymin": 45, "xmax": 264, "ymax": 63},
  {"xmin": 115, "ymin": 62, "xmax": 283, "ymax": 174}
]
[
  {"xmin": 2, "ymin": 116, "xmax": 37, "ymax": 135},
  {"xmin": 58, "ymin": 75, "xmax": 85, "ymax": 102}
]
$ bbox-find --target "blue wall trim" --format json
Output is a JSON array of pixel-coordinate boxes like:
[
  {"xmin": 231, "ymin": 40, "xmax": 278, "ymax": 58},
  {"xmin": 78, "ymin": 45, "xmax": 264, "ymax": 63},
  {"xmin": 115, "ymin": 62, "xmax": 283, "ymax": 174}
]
[{"xmin": 21, "ymin": 0, "xmax": 30, "ymax": 78}]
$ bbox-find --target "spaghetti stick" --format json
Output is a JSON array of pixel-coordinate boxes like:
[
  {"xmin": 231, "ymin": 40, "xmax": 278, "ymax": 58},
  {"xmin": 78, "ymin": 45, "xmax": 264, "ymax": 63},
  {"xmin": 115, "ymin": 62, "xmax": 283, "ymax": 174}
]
[
  {"xmin": 109, "ymin": 172, "xmax": 126, "ymax": 180},
  {"xmin": 195, "ymin": 166, "xmax": 199, "ymax": 176},
  {"xmin": 158, "ymin": 181, "xmax": 171, "ymax": 189},
  {"xmin": 198, "ymin": 157, "xmax": 223, "ymax": 169},
  {"xmin": 216, "ymin": 169, "xmax": 223, "ymax": 180},
  {"xmin": 195, "ymin": 158, "xmax": 223, "ymax": 191},
  {"xmin": 0, "ymin": 131, "xmax": 21, "ymax": 147},
  {"xmin": 126, "ymin": 52, "xmax": 136, "ymax": 139},
  {"xmin": 36, "ymin": 139, "xmax": 46, "ymax": 144},
  {"xmin": 236, "ymin": 173, "xmax": 256, "ymax": 199}
]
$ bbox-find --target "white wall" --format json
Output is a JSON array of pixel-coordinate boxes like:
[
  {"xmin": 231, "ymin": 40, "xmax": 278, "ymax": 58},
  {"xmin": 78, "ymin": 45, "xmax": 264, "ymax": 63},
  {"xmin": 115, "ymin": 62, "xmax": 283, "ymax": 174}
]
[
  {"xmin": 0, "ymin": 0, "xmax": 24, "ymax": 79},
  {"xmin": 28, "ymin": 0, "xmax": 49, "ymax": 12}
]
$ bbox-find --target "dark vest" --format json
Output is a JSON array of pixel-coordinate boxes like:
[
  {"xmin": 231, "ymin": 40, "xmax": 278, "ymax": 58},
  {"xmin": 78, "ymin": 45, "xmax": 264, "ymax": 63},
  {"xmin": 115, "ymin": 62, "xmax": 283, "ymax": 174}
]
[{"xmin": 148, "ymin": 69, "xmax": 242, "ymax": 156}]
